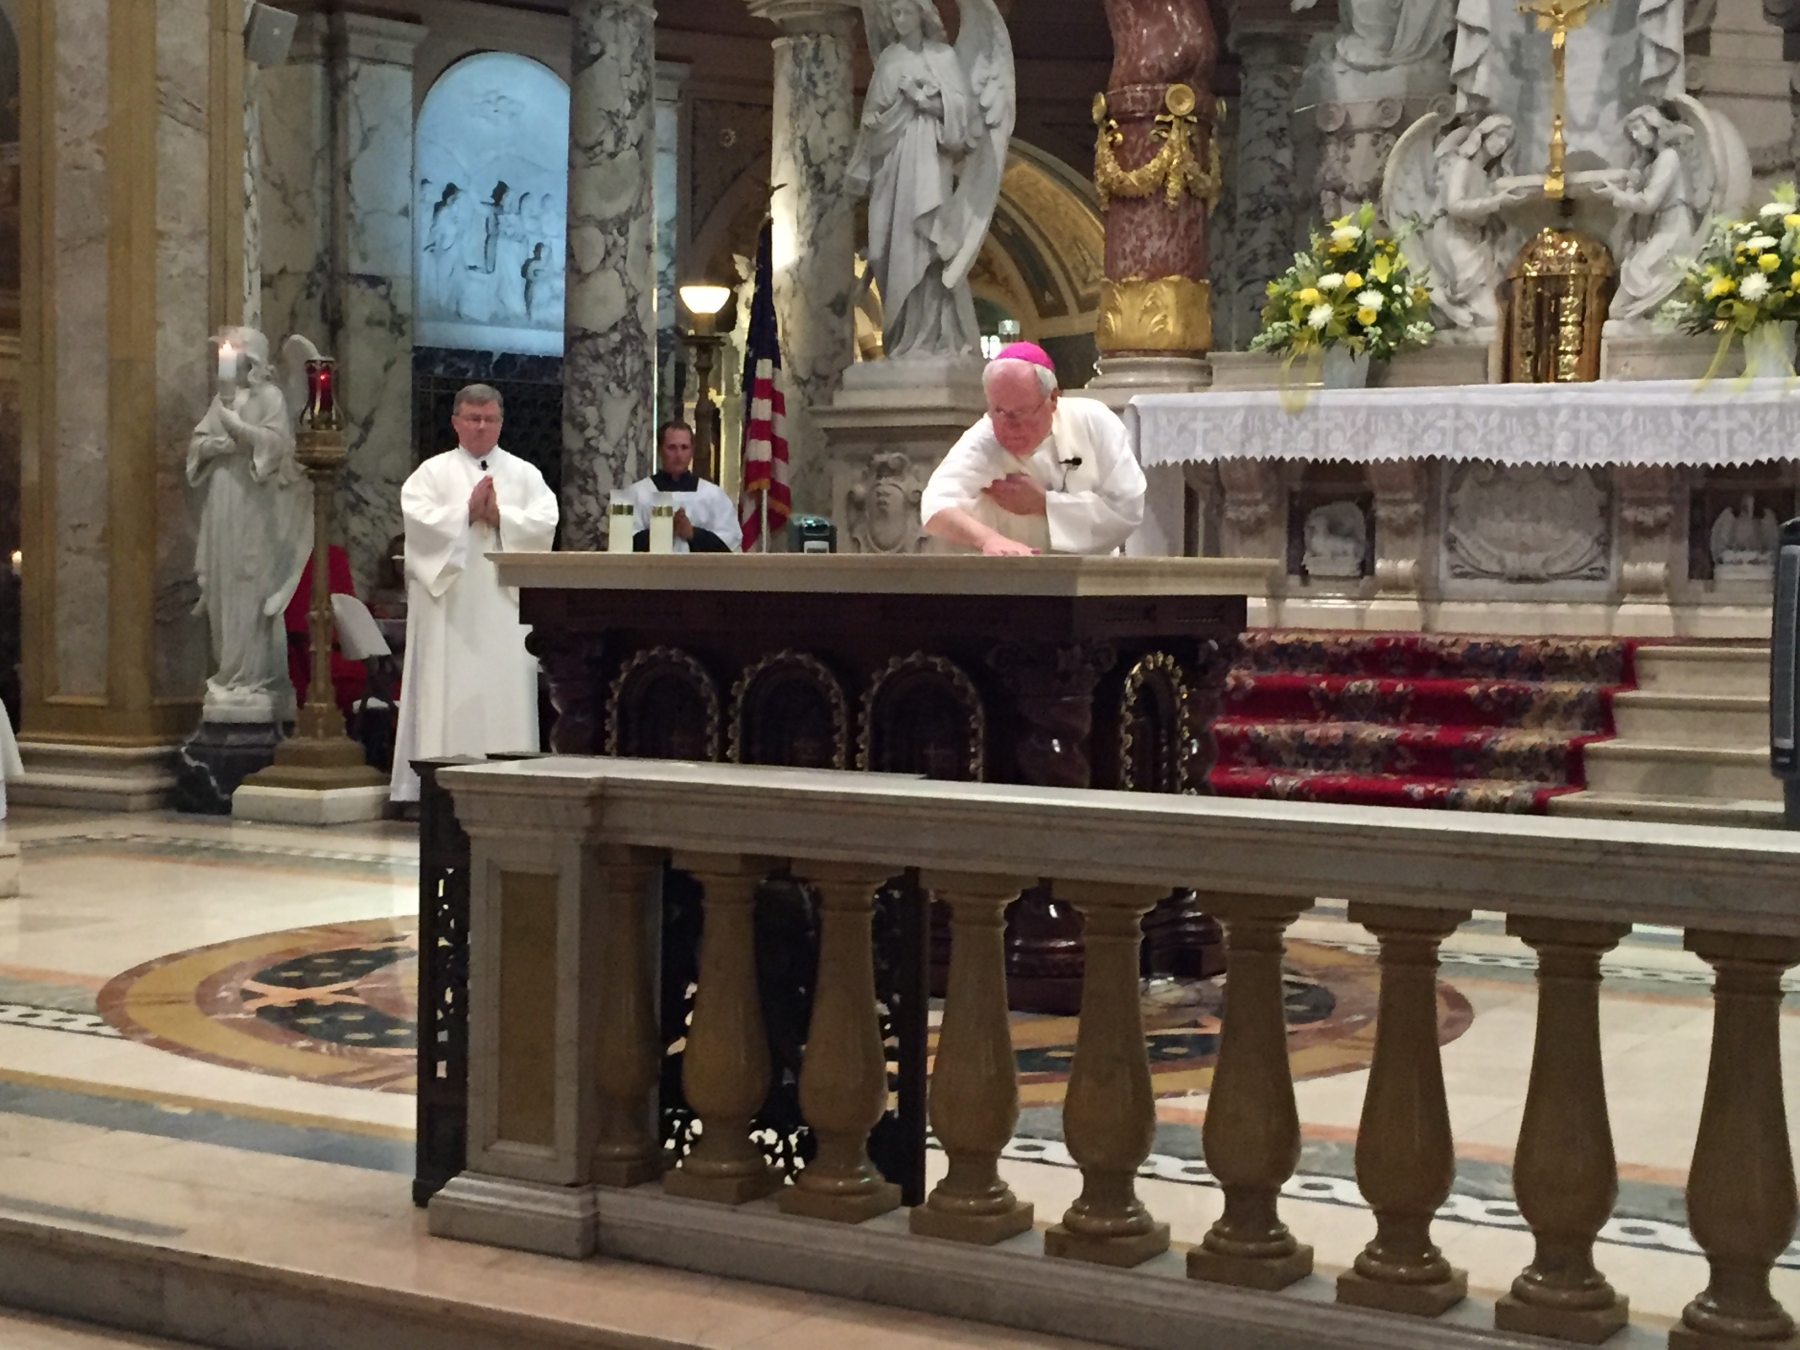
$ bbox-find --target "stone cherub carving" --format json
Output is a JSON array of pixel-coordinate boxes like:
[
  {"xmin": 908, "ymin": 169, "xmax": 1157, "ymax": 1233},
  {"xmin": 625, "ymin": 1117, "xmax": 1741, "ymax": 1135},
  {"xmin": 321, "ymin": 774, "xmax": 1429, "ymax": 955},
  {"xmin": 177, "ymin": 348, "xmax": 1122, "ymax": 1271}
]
[
  {"xmin": 1383, "ymin": 111, "xmax": 1535, "ymax": 329},
  {"xmin": 1303, "ymin": 501, "xmax": 1369, "ymax": 578},
  {"xmin": 186, "ymin": 328, "xmax": 316, "ymax": 724},
  {"xmin": 845, "ymin": 452, "xmax": 927, "ymax": 554},
  {"xmin": 846, "ymin": 0, "xmax": 1014, "ymax": 360},
  {"xmin": 1594, "ymin": 103, "xmax": 1708, "ymax": 322}
]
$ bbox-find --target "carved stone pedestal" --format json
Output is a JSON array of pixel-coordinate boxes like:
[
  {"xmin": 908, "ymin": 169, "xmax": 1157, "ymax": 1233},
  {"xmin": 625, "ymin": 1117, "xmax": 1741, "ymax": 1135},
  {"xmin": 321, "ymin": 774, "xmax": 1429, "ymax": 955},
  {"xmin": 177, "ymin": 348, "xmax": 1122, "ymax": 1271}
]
[{"xmin": 814, "ymin": 358, "xmax": 986, "ymax": 556}]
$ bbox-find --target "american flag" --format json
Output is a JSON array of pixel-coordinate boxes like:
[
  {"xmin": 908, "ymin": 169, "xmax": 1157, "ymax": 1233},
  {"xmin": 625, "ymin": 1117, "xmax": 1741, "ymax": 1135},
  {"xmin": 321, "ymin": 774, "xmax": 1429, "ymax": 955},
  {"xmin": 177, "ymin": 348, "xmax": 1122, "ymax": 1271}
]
[{"xmin": 737, "ymin": 220, "xmax": 789, "ymax": 551}]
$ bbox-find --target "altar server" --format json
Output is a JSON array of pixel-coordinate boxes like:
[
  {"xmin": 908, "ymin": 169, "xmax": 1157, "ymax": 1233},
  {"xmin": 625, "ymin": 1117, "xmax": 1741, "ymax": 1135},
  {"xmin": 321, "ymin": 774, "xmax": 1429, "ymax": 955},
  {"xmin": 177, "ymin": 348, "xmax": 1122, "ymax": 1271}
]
[
  {"xmin": 617, "ymin": 421, "xmax": 742, "ymax": 553},
  {"xmin": 921, "ymin": 342, "xmax": 1145, "ymax": 557},
  {"xmin": 389, "ymin": 384, "xmax": 559, "ymax": 803}
]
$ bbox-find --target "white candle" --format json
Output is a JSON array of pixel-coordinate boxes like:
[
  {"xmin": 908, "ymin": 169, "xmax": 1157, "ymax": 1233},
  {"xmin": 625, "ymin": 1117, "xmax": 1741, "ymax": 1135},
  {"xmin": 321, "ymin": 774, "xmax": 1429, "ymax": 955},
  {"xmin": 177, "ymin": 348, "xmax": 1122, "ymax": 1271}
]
[
  {"xmin": 218, "ymin": 341, "xmax": 238, "ymax": 385},
  {"xmin": 607, "ymin": 501, "xmax": 636, "ymax": 553},
  {"xmin": 649, "ymin": 503, "xmax": 675, "ymax": 555}
]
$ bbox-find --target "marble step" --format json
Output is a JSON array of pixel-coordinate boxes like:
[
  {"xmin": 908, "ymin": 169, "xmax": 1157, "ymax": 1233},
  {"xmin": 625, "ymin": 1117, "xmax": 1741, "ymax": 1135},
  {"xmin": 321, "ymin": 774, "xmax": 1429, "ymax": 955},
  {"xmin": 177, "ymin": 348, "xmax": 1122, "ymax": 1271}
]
[
  {"xmin": 1549, "ymin": 791, "xmax": 1786, "ymax": 830},
  {"xmin": 1580, "ymin": 740, "xmax": 1780, "ymax": 802},
  {"xmin": 1632, "ymin": 644, "xmax": 1769, "ymax": 697},
  {"xmin": 1609, "ymin": 691, "xmax": 1768, "ymax": 748}
]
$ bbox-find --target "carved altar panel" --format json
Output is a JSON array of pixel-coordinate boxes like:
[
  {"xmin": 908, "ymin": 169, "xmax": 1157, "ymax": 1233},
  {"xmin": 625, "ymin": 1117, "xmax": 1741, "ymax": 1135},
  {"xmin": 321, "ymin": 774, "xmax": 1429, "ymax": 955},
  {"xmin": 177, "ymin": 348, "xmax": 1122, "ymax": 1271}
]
[
  {"xmin": 606, "ymin": 646, "xmax": 722, "ymax": 762},
  {"xmin": 1443, "ymin": 463, "xmax": 1611, "ymax": 584},
  {"xmin": 728, "ymin": 650, "xmax": 850, "ymax": 770},
  {"xmin": 858, "ymin": 654, "xmax": 986, "ymax": 782},
  {"xmin": 842, "ymin": 451, "xmax": 930, "ymax": 556},
  {"xmin": 1117, "ymin": 653, "xmax": 1190, "ymax": 793}
]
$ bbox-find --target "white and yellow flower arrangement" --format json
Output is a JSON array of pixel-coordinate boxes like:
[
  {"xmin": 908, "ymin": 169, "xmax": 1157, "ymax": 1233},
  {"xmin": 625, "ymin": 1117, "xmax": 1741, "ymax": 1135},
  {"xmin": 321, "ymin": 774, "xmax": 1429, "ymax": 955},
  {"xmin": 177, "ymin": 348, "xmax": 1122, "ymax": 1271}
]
[
  {"xmin": 1250, "ymin": 203, "xmax": 1436, "ymax": 371},
  {"xmin": 1661, "ymin": 185, "xmax": 1800, "ymax": 376}
]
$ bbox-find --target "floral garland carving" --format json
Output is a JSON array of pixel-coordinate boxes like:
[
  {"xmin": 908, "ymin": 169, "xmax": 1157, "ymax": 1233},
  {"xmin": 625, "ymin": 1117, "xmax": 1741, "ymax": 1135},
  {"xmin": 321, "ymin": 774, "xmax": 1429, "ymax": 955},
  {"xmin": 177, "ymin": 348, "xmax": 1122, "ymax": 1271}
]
[
  {"xmin": 1117, "ymin": 652, "xmax": 1190, "ymax": 793},
  {"xmin": 605, "ymin": 646, "xmax": 722, "ymax": 761},
  {"xmin": 857, "ymin": 653, "xmax": 986, "ymax": 781},
  {"xmin": 1092, "ymin": 83, "xmax": 1221, "ymax": 212},
  {"xmin": 727, "ymin": 650, "xmax": 850, "ymax": 770}
]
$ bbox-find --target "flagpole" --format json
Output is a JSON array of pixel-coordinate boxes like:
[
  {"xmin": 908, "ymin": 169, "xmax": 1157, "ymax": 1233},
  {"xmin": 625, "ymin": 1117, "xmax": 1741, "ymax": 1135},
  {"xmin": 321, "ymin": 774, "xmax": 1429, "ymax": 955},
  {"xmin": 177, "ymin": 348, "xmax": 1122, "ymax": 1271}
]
[{"xmin": 760, "ymin": 490, "xmax": 769, "ymax": 553}]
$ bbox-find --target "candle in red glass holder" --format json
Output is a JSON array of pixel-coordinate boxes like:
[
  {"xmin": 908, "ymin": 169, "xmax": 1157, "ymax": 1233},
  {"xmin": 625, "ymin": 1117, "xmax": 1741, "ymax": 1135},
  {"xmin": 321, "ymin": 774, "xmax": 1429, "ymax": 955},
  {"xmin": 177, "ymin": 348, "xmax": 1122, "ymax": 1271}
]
[{"xmin": 304, "ymin": 358, "xmax": 337, "ymax": 428}]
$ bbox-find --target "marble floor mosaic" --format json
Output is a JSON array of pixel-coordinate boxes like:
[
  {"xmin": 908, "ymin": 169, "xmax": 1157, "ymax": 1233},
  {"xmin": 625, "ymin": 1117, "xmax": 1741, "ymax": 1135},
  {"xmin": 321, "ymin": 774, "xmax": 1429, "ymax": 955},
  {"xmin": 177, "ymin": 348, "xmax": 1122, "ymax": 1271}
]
[{"xmin": 0, "ymin": 805, "xmax": 1793, "ymax": 1334}]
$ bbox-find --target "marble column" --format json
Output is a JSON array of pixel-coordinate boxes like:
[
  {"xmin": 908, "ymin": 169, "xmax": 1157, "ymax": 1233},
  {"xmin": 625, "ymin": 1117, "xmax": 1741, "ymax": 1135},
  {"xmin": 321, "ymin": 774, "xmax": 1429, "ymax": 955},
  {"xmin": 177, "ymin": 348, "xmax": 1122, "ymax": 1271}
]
[
  {"xmin": 748, "ymin": 0, "xmax": 858, "ymax": 518},
  {"xmin": 256, "ymin": 12, "xmax": 424, "ymax": 595},
  {"xmin": 13, "ymin": 0, "xmax": 244, "ymax": 807},
  {"xmin": 654, "ymin": 62, "xmax": 689, "ymax": 435},
  {"xmin": 1223, "ymin": 0, "xmax": 1315, "ymax": 355},
  {"xmin": 563, "ymin": 0, "xmax": 658, "ymax": 551},
  {"xmin": 1086, "ymin": 0, "xmax": 1218, "ymax": 393}
]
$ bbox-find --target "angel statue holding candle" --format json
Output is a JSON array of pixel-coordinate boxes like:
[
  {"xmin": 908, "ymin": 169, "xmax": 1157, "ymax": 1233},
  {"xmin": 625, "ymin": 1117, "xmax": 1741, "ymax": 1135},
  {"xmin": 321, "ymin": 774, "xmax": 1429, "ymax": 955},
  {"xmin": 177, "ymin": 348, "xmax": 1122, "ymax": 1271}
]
[
  {"xmin": 846, "ymin": 0, "xmax": 1015, "ymax": 360},
  {"xmin": 186, "ymin": 329, "xmax": 318, "ymax": 723}
]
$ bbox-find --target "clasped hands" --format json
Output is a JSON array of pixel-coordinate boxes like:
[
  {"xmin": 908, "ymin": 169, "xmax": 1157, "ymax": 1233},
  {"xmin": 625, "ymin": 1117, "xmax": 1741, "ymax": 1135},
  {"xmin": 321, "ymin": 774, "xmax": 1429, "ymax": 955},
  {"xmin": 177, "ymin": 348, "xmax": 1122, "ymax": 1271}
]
[{"xmin": 467, "ymin": 476, "xmax": 501, "ymax": 529}]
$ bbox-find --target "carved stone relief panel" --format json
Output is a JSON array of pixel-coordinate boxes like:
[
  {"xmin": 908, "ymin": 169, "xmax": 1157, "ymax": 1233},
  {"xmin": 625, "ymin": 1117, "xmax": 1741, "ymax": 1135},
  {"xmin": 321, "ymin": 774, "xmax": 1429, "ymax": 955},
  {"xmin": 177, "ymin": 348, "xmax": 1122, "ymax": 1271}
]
[
  {"xmin": 843, "ymin": 451, "xmax": 930, "ymax": 555},
  {"xmin": 1443, "ymin": 463, "xmax": 1610, "ymax": 583}
]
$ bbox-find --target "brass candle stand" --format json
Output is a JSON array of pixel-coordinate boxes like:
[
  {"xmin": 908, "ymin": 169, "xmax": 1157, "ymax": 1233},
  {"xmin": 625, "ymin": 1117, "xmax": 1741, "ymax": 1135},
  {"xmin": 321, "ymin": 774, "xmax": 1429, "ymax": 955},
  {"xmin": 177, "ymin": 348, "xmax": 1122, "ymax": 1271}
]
[{"xmin": 242, "ymin": 357, "xmax": 386, "ymax": 794}]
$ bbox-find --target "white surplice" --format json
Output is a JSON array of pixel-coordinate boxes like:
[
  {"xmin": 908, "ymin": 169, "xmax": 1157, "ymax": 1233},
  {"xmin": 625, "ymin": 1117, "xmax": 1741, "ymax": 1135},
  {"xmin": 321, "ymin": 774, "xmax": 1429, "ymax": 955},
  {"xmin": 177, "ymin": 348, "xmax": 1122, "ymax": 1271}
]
[
  {"xmin": 389, "ymin": 445, "xmax": 559, "ymax": 802},
  {"xmin": 919, "ymin": 397, "xmax": 1146, "ymax": 554},
  {"xmin": 0, "ymin": 708, "xmax": 20, "ymax": 822},
  {"xmin": 615, "ymin": 473, "xmax": 743, "ymax": 553}
]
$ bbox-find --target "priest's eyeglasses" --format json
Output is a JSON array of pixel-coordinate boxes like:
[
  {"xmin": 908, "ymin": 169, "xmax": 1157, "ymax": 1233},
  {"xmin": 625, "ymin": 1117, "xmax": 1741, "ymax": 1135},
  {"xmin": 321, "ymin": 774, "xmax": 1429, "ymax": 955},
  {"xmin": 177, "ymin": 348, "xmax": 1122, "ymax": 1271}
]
[
  {"xmin": 988, "ymin": 395, "xmax": 1048, "ymax": 425},
  {"xmin": 455, "ymin": 412, "xmax": 502, "ymax": 426}
]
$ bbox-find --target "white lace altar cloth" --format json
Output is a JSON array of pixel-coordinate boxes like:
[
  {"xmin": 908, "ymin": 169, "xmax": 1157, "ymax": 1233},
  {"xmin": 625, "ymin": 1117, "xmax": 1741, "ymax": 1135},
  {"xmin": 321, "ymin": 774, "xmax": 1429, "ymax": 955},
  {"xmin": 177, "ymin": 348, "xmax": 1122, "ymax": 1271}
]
[{"xmin": 1131, "ymin": 378, "xmax": 1800, "ymax": 468}]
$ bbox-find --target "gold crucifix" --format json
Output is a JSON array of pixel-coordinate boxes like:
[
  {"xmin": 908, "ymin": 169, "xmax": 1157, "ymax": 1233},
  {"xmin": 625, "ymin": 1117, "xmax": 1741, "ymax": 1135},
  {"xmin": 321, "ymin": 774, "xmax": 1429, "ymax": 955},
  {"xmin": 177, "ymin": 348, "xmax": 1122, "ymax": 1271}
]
[{"xmin": 1517, "ymin": 0, "xmax": 1611, "ymax": 197}]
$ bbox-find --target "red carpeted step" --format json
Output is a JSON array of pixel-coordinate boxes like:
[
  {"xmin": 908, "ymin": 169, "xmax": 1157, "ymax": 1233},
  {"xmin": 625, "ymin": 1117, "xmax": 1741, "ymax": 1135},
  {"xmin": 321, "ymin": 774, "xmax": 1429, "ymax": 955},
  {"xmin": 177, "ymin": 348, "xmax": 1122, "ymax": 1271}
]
[
  {"xmin": 1222, "ymin": 671, "xmax": 1617, "ymax": 734},
  {"xmin": 1238, "ymin": 630, "xmax": 1636, "ymax": 685},
  {"xmin": 1209, "ymin": 765, "xmax": 1572, "ymax": 813},
  {"xmin": 1212, "ymin": 718, "xmax": 1602, "ymax": 786}
]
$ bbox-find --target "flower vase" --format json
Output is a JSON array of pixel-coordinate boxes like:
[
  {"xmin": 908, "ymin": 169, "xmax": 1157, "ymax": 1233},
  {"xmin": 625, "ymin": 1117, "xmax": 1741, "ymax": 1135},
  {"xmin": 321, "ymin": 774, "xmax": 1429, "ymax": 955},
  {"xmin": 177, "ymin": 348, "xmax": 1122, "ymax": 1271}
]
[
  {"xmin": 1320, "ymin": 346, "xmax": 1372, "ymax": 389},
  {"xmin": 1742, "ymin": 322, "xmax": 1797, "ymax": 379}
]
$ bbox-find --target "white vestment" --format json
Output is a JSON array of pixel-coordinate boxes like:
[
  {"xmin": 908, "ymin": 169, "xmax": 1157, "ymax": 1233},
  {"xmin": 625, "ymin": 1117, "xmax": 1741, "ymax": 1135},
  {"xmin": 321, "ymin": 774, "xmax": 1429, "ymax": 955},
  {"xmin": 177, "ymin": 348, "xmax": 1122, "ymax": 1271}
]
[
  {"xmin": 920, "ymin": 398, "xmax": 1146, "ymax": 554},
  {"xmin": 616, "ymin": 473, "xmax": 743, "ymax": 553},
  {"xmin": 390, "ymin": 445, "xmax": 559, "ymax": 802},
  {"xmin": 0, "ymin": 709, "xmax": 20, "ymax": 822}
]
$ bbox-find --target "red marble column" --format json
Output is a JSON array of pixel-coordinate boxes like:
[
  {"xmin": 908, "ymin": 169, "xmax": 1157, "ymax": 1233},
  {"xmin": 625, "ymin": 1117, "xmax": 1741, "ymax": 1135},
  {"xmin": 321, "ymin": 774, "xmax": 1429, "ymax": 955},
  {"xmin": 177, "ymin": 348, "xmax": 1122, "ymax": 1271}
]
[{"xmin": 1094, "ymin": 0, "xmax": 1219, "ymax": 358}]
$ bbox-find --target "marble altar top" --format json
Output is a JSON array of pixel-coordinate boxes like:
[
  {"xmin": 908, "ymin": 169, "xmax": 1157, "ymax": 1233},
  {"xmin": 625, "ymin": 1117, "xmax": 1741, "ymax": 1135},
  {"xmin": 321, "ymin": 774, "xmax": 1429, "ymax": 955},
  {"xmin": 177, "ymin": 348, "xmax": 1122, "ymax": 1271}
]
[
  {"xmin": 491, "ymin": 552, "xmax": 1277, "ymax": 597},
  {"xmin": 1131, "ymin": 377, "xmax": 1800, "ymax": 468}
]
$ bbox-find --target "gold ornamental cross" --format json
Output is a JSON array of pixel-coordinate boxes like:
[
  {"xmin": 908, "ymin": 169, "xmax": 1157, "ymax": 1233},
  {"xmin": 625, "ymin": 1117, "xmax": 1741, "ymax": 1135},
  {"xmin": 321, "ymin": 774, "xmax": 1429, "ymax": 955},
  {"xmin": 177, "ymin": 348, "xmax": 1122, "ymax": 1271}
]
[{"xmin": 1517, "ymin": 0, "xmax": 1611, "ymax": 197}]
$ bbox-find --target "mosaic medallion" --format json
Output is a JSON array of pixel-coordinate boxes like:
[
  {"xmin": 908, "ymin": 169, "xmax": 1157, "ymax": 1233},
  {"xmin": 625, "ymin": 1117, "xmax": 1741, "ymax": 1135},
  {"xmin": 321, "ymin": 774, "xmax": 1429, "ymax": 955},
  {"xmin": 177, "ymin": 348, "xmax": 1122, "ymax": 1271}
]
[{"xmin": 98, "ymin": 919, "xmax": 418, "ymax": 1093}]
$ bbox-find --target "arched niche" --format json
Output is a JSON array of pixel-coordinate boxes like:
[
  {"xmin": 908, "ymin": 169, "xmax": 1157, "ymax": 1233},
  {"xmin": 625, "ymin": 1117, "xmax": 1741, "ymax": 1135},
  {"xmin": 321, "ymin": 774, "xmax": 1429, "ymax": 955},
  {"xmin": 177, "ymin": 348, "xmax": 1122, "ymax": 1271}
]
[{"xmin": 414, "ymin": 52, "xmax": 569, "ymax": 356}]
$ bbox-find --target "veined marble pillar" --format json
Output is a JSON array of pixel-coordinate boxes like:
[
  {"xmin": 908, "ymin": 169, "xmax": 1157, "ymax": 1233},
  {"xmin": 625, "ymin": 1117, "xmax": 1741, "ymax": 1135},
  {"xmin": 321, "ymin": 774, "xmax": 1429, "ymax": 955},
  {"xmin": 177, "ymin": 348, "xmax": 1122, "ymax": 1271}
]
[
  {"xmin": 1223, "ymin": 0, "xmax": 1314, "ymax": 355},
  {"xmin": 749, "ymin": 0, "xmax": 858, "ymax": 518},
  {"xmin": 257, "ymin": 12, "xmax": 424, "ymax": 594},
  {"xmin": 654, "ymin": 62, "xmax": 689, "ymax": 434},
  {"xmin": 14, "ymin": 0, "xmax": 245, "ymax": 806},
  {"xmin": 563, "ymin": 0, "xmax": 657, "ymax": 551},
  {"xmin": 1087, "ymin": 0, "xmax": 1218, "ymax": 391}
]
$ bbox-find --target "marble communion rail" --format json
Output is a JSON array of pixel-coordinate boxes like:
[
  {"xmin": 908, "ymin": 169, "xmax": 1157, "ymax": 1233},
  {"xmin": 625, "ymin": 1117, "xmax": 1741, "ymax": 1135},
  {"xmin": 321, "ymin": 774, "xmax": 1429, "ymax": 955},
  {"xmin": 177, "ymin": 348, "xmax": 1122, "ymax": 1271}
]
[{"xmin": 427, "ymin": 756, "xmax": 1800, "ymax": 1350}]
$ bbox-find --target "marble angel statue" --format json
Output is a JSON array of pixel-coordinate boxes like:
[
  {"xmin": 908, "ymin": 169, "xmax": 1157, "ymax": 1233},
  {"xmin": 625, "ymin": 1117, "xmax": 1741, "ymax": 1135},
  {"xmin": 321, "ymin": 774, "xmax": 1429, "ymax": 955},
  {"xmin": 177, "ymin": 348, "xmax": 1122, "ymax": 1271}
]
[
  {"xmin": 186, "ymin": 328, "xmax": 316, "ymax": 723},
  {"xmin": 1382, "ymin": 111, "xmax": 1535, "ymax": 328},
  {"xmin": 1594, "ymin": 103, "xmax": 1710, "ymax": 321},
  {"xmin": 846, "ymin": 0, "xmax": 1015, "ymax": 360},
  {"xmin": 1296, "ymin": 0, "xmax": 1456, "ymax": 74}
]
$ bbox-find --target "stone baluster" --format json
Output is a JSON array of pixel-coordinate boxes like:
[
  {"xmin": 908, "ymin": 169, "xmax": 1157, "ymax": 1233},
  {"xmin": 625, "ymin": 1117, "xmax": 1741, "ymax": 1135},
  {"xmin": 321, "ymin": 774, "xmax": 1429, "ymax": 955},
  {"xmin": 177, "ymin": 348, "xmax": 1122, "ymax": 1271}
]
[
  {"xmin": 663, "ymin": 852, "xmax": 783, "ymax": 1203},
  {"xmin": 912, "ymin": 871, "xmax": 1037, "ymax": 1243},
  {"xmin": 1337, "ymin": 903, "xmax": 1471, "ymax": 1316},
  {"xmin": 1187, "ymin": 895, "xmax": 1313, "ymax": 1290},
  {"xmin": 563, "ymin": 0, "xmax": 658, "ymax": 548},
  {"xmin": 1496, "ymin": 917, "xmax": 1630, "ymax": 1342},
  {"xmin": 1669, "ymin": 931, "xmax": 1800, "ymax": 1350},
  {"xmin": 1044, "ymin": 883, "xmax": 1171, "ymax": 1267},
  {"xmin": 781, "ymin": 860, "xmax": 903, "ymax": 1222},
  {"xmin": 592, "ymin": 846, "xmax": 666, "ymax": 1188}
]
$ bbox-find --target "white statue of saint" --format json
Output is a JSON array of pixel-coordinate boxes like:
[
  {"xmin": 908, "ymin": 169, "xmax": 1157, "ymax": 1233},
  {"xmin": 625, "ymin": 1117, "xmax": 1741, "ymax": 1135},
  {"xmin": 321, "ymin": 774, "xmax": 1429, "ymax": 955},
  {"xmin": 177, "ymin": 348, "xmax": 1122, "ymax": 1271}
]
[
  {"xmin": 1595, "ymin": 104, "xmax": 1708, "ymax": 321},
  {"xmin": 1383, "ymin": 112, "xmax": 1535, "ymax": 328},
  {"xmin": 186, "ymin": 328, "xmax": 314, "ymax": 723},
  {"xmin": 1298, "ymin": 0, "xmax": 1456, "ymax": 74},
  {"xmin": 846, "ymin": 0, "xmax": 1014, "ymax": 361}
]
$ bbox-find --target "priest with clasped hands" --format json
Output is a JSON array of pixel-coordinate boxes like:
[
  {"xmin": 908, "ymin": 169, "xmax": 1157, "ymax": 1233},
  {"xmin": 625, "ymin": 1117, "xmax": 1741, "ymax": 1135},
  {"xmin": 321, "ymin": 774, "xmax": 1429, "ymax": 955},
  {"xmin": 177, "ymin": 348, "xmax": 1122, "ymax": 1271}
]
[
  {"xmin": 615, "ymin": 420, "xmax": 743, "ymax": 553},
  {"xmin": 389, "ymin": 383, "xmax": 559, "ymax": 803},
  {"xmin": 920, "ymin": 341, "xmax": 1146, "ymax": 557}
]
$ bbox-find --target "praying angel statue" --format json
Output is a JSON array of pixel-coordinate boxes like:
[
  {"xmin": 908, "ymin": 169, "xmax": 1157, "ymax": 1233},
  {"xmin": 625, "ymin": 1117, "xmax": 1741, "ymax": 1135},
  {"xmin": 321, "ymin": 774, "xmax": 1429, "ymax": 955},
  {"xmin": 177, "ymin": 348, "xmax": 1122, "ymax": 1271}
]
[{"xmin": 846, "ymin": 0, "xmax": 1015, "ymax": 360}]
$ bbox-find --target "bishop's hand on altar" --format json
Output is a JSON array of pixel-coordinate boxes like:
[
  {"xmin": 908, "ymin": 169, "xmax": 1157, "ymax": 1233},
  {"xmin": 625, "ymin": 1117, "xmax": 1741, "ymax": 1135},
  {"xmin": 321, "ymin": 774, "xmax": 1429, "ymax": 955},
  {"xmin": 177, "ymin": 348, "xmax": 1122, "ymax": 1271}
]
[
  {"xmin": 389, "ymin": 384, "xmax": 558, "ymax": 804},
  {"xmin": 920, "ymin": 342, "xmax": 1145, "ymax": 557}
]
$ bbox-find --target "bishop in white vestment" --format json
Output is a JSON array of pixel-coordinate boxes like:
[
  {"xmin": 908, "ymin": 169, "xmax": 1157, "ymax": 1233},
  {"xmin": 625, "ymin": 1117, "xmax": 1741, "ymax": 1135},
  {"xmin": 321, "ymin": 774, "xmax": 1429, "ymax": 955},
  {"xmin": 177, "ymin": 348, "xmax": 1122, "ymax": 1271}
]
[
  {"xmin": 389, "ymin": 385, "xmax": 559, "ymax": 802},
  {"xmin": 615, "ymin": 421, "xmax": 742, "ymax": 553},
  {"xmin": 921, "ymin": 343, "xmax": 1145, "ymax": 557}
]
